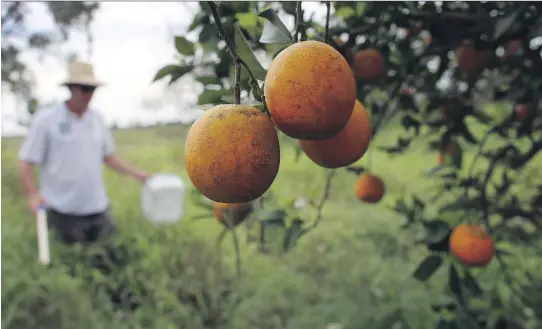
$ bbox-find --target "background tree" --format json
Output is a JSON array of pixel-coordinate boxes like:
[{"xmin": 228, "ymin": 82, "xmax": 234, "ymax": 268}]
[
  {"xmin": 1, "ymin": 1, "xmax": 100, "ymax": 123},
  {"xmin": 155, "ymin": 2, "xmax": 542, "ymax": 328}
]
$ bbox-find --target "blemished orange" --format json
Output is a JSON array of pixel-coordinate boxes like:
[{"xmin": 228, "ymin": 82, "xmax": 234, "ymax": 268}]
[
  {"xmin": 450, "ymin": 224, "xmax": 495, "ymax": 267},
  {"xmin": 184, "ymin": 104, "xmax": 280, "ymax": 203},
  {"xmin": 213, "ymin": 202, "xmax": 253, "ymax": 227},
  {"xmin": 455, "ymin": 41, "xmax": 493, "ymax": 74},
  {"xmin": 299, "ymin": 100, "xmax": 372, "ymax": 168},
  {"xmin": 355, "ymin": 174, "xmax": 385, "ymax": 203},
  {"xmin": 353, "ymin": 48, "xmax": 385, "ymax": 80},
  {"xmin": 264, "ymin": 40, "xmax": 356, "ymax": 140}
]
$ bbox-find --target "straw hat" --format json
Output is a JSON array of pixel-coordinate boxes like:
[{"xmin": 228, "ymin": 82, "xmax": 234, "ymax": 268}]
[{"xmin": 61, "ymin": 60, "xmax": 104, "ymax": 87}]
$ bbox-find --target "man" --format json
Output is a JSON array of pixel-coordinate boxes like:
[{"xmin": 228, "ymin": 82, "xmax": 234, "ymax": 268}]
[{"xmin": 18, "ymin": 60, "xmax": 151, "ymax": 244}]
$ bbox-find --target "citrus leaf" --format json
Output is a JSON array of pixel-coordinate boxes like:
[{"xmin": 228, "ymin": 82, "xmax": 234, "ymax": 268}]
[
  {"xmin": 233, "ymin": 24, "xmax": 267, "ymax": 80},
  {"xmin": 492, "ymin": 10, "xmax": 521, "ymax": 41},
  {"xmin": 413, "ymin": 255, "xmax": 443, "ymax": 282},
  {"xmin": 152, "ymin": 65, "xmax": 183, "ymax": 83},
  {"xmin": 258, "ymin": 8, "xmax": 293, "ymax": 44},
  {"xmin": 174, "ymin": 36, "xmax": 195, "ymax": 56},
  {"xmin": 283, "ymin": 218, "xmax": 303, "ymax": 252},
  {"xmin": 463, "ymin": 269, "xmax": 483, "ymax": 296},
  {"xmin": 449, "ymin": 264, "xmax": 463, "ymax": 302},
  {"xmin": 168, "ymin": 65, "xmax": 194, "ymax": 85},
  {"xmin": 422, "ymin": 220, "xmax": 450, "ymax": 244}
]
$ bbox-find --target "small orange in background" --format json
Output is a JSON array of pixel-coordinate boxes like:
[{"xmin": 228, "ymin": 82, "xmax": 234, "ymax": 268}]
[
  {"xmin": 455, "ymin": 41, "xmax": 494, "ymax": 75},
  {"xmin": 449, "ymin": 223, "xmax": 495, "ymax": 267},
  {"xmin": 514, "ymin": 104, "xmax": 529, "ymax": 122},
  {"xmin": 213, "ymin": 202, "xmax": 253, "ymax": 227},
  {"xmin": 355, "ymin": 174, "xmax": 385, "ymax": 203},
  {"xmin": 299, "ymin": 99, "xmax": 372, "ymax": 169},
  {"xmin": 503, "ymin": 39, "xmax": 523, "ymax": 58},
  {"xmin": 438, "ymin": 140, "xmax": 458, "ymax": 165},
  {"xmin": 353, "ymin": 48, "xmax": 386, "ymax": 80}
]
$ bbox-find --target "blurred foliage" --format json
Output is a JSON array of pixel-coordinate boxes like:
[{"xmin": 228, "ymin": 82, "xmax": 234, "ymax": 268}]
[{"xmin": 154, "ymin": 1, "xmax": 542, "ymax": 328}]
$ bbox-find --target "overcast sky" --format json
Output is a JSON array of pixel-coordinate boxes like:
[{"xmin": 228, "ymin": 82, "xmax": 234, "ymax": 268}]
[{"xmin": 1, "ymin": 2, "xmax": 326, "ymax": 137}]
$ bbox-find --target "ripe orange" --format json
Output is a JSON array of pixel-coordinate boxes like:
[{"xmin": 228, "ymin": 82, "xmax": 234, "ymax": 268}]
[
  {"xmin": 449, "ymin": 223, "xmax": 495, "ymax": 267},
  {"xmin": 355, "ymin": 174, "xmax": 385, "ymax": 203},
  {"xmin": 264, "ymin": 40, "xmax": 356, "ymax": 140},
  {"xmin": 455, "ymin": 41, "xmax": 493, "ymax": 75},
  {"xmin": 184, "ymin": 104, "xmax": 280, "ymax": 203},
  {"xmin": 353, "ymin": 48, "xmax": 385, "ymax": 80},
  {"xmin": 299, "ymin": 100, "xmax": 372, "ymax": 168},
  {"xmin": 213, "ymin": 202, "xmax": 253, "ymax": 227}
]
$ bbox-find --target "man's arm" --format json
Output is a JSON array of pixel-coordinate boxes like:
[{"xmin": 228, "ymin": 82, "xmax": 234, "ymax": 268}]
[
  {"xmin": 104, "ymin": 154, "xmax": 149, "ymax": 183},
  {"xmin": 100, "ymin": 118, "xmax": 149, "ymax": 183},
  {"xmin": 18, "ymin": 110, "xmax": 49, "ymax": 213}
]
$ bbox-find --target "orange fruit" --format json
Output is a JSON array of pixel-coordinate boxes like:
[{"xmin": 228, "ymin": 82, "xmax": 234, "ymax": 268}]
[
  {"xmin": 264, "ymin": 40, "xmax": 356, "ymax": 140},
  {"xmin": 449, "ymin": 223, "xmax": 495, "ymax": 267},
  {"xmin": 503, "ymin": 39, "xmax": 523, "ymax": 58},
  {"xmin": 514, "ymin": 104, "xmax": 529, "ymax": 122},
  {"xmin": 353, "ymin": 48, "xmax": 385, "ymax": 80},
  {"xmin": 185, "ymin": 104, "xmax": 280, "ymax": 203},
  {"xmin": 455, "ymin": 41, "xmax": 493, "ymax": 74},
  {"xmin": 299, "ymin": 100, "xmax": 371, "ymax": 168},
  {"xmin": 355, "ymin": 174, "xmax": 385, "ymax": 203},
  {"xmin": 213, "ymin": 202, "xmax": 253, "ymax": 227}
]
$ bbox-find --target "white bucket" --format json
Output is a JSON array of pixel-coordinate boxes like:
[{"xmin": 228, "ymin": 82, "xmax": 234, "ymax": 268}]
[{"xmin": 141, "ymin": 173, "xmax": 187, "ymax": 224}]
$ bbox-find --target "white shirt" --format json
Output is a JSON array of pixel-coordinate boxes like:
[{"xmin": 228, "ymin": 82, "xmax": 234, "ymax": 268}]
[{"xmin": 18, "ymin": 102, "xmax": 115, "ymax": 215}]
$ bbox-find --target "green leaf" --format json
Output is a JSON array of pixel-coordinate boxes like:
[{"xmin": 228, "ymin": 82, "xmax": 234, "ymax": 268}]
[
  {"xmin": 174, "ymin": 36, "xmax": 195, "ymax": 56},
  {"xmin": 236, "ymin": 12, "xmax": 259, "ymax": 31},
  {"xmin": 258, "ymin": 8, "xmax": 293, "ymax": 44},
  {"xmin": 492, "ymin": 10, "xmax": 520, "ymax": 41},
  {"xmin": 283, "ymin": 218, "xmax": 303, "ymax": 252},
  {"xmin": 152, "ymin": 64, "xmax": 191, "ymax": 83},
  {"xmin": 198, "ymin": 89, "xmax": 233, "ymax": 105},
  {"xmin": 335, "ymin": 6, "xmax": 356, "ymax": 19},
  {"xmin": 422, "ymin": 220, "xmax": 450, "ymax": 244},
  {"xmin": 196, "ymin": 75, "xmax": 222, "ymax": 86},
  {"xmin": 233, "ymin": 24, "xmax": 267, "ymax": 81},
  {"xmin": 168, "ymin": 65, "xmax": 194, "ymax": 85},
  {"xmin": 413, "ymin": 255, "xmax": 443, "ymax": 282},
  {"xmin": 448, "ymin": 264, "xmax": 463, "ymax": 302},
  {"xmin": 463, "ymin": 269, "xmax": 483, "ymax": 296}
]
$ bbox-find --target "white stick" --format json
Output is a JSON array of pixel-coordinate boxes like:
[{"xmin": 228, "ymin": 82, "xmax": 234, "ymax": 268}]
[{"xmin": 36, "ymin": 205, "xmax": 50, "ymax": 265}]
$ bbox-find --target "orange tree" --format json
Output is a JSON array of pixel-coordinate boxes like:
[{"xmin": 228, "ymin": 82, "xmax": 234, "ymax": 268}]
[{"xmin": 154, "ymin": 2, "xmax": 542, "ymax": 328}]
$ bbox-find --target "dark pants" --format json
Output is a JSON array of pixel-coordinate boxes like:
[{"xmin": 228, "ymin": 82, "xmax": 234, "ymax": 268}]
[
  {"xmin": 47, "ymin": 208, "xmax": 140, "ymax": 311},
  {"xmin": 46, "ymin": 208, "xmax": 117, "ymax": 244}
]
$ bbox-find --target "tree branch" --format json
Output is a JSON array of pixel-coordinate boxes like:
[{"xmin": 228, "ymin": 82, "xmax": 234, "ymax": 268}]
[{"xmin": 206, "ymin": 1, "xmax": 264, "ymax": 103}]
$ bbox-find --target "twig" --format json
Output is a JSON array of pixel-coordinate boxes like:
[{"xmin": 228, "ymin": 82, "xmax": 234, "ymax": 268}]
[
  {"xmin": 223, "ymin": 213, "xmax": 242, "ymax": 277},
  {"xmin": 294, "ymin": 2, "xmax": 307, "ymax": 42},
  {"xmin": 324, "ymin": 2, "xmax": 331, "ymax": 44},
  {"xmin": 300, "ymin": 169, "xmax": 336, "ymax": 235},
  {"xmin": 206, "ymin": 1, "xmax": 264, "ymax": 102},
  {"xmin": 234, "ymin": 61, "xmax": 241, "ymax": 105}
]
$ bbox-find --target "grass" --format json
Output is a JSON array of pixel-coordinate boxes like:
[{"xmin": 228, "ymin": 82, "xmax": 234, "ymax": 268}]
[{"xmin": 2, "ymin": 112, "xmax": 541, "ymax": 329}]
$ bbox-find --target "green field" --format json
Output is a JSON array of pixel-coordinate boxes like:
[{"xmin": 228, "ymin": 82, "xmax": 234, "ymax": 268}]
[{"xmin": 2, "ymin": 114, "xmax": 541, "ymax": 329}]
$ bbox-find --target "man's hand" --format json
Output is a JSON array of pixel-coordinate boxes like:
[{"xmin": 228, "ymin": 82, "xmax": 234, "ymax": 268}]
[
  {"xmin": 134, "ymin": 170, "xmax": 150, "ymax": 184},
  {"xmin": 28, "ymin": 193, "xmax": 46, "ymax": 216}
]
